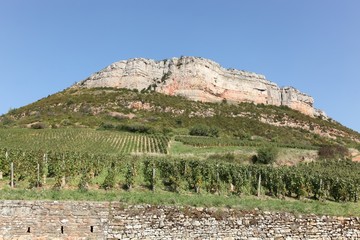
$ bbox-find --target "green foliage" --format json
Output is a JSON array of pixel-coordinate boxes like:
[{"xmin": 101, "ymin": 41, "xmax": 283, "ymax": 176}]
[
  {"xmin": 0, "ymin": 116, "xmax": 15, "ymax": 126},
  {"xmin": 115, "ymin": 124, "xmax": 155, "ymax": 134},
  {"xmin": 161, "ymin": 71, "xmax": 172, "ymax": 82},
  {"xmin": 207, "ymin": 153, "xmax": 235, "ymax": 163},
  {"xmin": 157, "ymin": 158, "xmax": 182, "ymax": 192},
  {"xmin": 189, "ymin": 124, "xmax": 219, "ymax": 137},
  {"xmin": 101, "ymin": 166, "xmax": 117, "ymax": 190},
  {"xmin": 0, "ymin": 147, "xmax": 359, "ymax": 203},
  {"xmin": 175, "ymin": 135, "xmax": 317, "ymax": 150},
  {"xmin": 318, "ymin": 144, "xmax": 350, "ymax": 160},
  {"xmin": 125, "ymin": 162, "xmax": 137, "ymax": 190},
  {"xmin": 30, "ymin": 122, "xmax": 46, "ymax": 129},
  {"xmin": 253, "ymin": 145, "xmax": 279, "ymax": 164},
  {"xmin": 99, "ymin": 123, "xmax": 156, "ymax": 134},
  {"xmin": 0, "ymin": 128, "xmax": 170, "ymax": 155},
  {"xmin": 78, "ymin": 171, "xmax": 91, "ymax": 192},
  {"xmin": 99, "ymin": 122, "xmax": 115, "ymax": 130},
  {"xmin": 2, "ymin": 87, "xmax": 359, "ymax": 149},
  {"xmin": 0, "ymin": 189, "xmax": 358, "ymax": 216},
  {"xmin": 143, "ymin": 158, "xmax": 157, "ymax": 191}
]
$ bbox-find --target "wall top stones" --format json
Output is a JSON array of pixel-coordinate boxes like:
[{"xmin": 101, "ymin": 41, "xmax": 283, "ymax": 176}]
[{"xmin": 76, "ymin": 56, "xmax": 322, "ymax": 117}]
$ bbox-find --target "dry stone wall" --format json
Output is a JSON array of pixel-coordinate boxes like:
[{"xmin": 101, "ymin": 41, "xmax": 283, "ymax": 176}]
[
  {"xmin": 0, "ymin": 200, "xmax": 359, "ymax": 239},
  {"xmin": 76, "ymin": 57, "xmax": 320, "ymax": 117}
]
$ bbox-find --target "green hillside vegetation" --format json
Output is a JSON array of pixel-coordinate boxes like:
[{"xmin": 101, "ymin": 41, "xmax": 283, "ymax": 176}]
[
  {"xmin": 1, "ymin": 87, "xmax": 359, "ymax": 149},
  {"xmin": 0, "ymin": 147, "xmax": 358, "ymax": 208},
  {"xmin": 0, "ymin": 128, "xmax": 169, "ymax": 155},
  {"xmin": 0, "ymin": 87, "xmax": 359, "ymax": 215}
]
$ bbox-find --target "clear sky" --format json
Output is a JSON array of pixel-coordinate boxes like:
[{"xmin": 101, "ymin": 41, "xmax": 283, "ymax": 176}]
[{"xmin": 1, "ymin": 1, "xmax": 359, "ymax": 133}]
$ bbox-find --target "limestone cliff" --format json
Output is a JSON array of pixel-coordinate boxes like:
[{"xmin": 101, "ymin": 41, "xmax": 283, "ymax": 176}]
[{"xmin": 76, "ymin": 57, "xmax": 319, "ymax": 117}]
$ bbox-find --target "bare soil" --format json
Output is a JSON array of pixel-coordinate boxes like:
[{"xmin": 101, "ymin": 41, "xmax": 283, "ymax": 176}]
[{"xmin": 353, "ymin": 155, "xmax": 360, "ymax": 162}]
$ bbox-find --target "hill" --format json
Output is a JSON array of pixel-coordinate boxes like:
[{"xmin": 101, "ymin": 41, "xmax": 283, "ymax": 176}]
[
  {"xmin": 1, "ymin": 87, "xmax": 359, "ymax": 149},
  {"xmin": 0, "ymin": 57, "xmax": 360, "ymax": 210}
]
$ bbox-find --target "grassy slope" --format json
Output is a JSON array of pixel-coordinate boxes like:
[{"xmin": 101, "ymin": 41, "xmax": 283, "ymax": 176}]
[
  {"xmin": 0, "ymin": 188, "xmax": 358, "ymax": 217},
  {"xmin": 1, "ymin": 87, "xmax": 359, "ymax": 149}
]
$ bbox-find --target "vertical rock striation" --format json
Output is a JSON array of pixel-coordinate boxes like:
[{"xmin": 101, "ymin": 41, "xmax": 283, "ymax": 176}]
[{"xmin": 76, "ymin": 56, "xmax": 318, "ymax": 116}]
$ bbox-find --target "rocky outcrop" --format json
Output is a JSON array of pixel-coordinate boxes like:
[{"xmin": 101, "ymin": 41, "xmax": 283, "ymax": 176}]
[{"xmin": 76, "ymin": 57, "xmax": 320, "ymax": 117}]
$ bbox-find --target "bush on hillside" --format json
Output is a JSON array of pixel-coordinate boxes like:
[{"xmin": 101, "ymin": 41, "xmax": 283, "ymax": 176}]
[
  {"xmin": 30, "ymin": 122, "xmax": 46, "ymax": 129},
  {"xmin": 318, "ymin": 144, "xmax": 350, "ymax": 160},
  {"xmin": 189, "ymin": 124, "xmax": 219, "ymax": 137},
  {"xmin": 116, "ymin": 124, "xmax": 155, "ymax": 134},
  {"xmin": 99, "ymin": 122, "xmax": 115, "ymax": 130},
  {"xmin": 99, "ymin": 122, "xmax": 156, "ymax": 134},
  {"xmin": 0, "ymin": 116, "xmax": 14, "ymax": 126},
  {"xmin": 253, "ymin": 145, "xmax": 279, "ymax": 164}
]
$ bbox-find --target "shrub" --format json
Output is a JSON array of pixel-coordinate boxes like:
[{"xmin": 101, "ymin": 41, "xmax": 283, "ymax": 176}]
[
  {"xmin": 175, "ymin": 118, "xmax": 183, "ymax": 126},
  {"xmin": 207, "ymin": 153, "xmax": 235, "ymax": 162},
  {"xmin": 66, "ymin": 99, "xmax": 75, "ymax": 106},
  {"xmin": 99, "ymin": 122, "xmax": 115, "ymax": 130},
  {"xmin": 318, "ymin": 144, "xmax": 349, "ymax": 160},
  {"xmin": 209, "ymin": 127, "xmax": 220, "ymax": 138},
  {"xmin": 116, "ymin": 124, "xmax": 155, "ymax": 134},
  {"xmin": 60, "ymin": 119, "xmax": 72, "ymax": 126},
  {"xmin": 30, "ymin": 122, "xmax": 46, "ymax": 129},
  {"xmin": 161, "ymin": 71, "xmax": 172, "ymax": 82},
  {"xmin": 1, "ymin": 116, "xmax": 14, "ymax": 125},
  {"xmin": 189, "ymin": 124, "xmax": 219, "ymax": 137},
  {"xmin": 253, "ymin": 145, "xmax": 279, "ymax": 164}
]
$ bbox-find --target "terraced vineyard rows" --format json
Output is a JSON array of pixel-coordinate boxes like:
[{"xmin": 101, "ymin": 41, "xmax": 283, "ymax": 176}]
[
  {"xmin": 0, "ymin": 129, "xmax": 169, "ymax": 154},
  {"xmin": 175, "ymin": 135, "xmax": 318, "ymax": 150}
]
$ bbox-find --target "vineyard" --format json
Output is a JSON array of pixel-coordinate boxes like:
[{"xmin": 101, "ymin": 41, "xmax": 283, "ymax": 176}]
[
  {"xmin": 0, "ymin": 128, "xmax": 358, "ymax": 204},
  {"xmin": 175, "ymin": 135, "xmax": 318, "ymax": 150},
  {"xmin": 0, "ymin": 129, "xmax": 169, "ymax": 155},
  {"xmin": 0, "ymin": 147, "xmax": 359, "ymax": 203}
]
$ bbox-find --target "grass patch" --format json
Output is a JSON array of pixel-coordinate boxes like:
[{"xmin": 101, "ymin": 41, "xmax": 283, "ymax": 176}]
[
  {"xmin": 0, "ymin": 188, "xmax": 358, "ymax": 216},
  {"xmin": 169, "ymin": 140, "xmax": 255, "ymax": 156},
  {"xmin": 276, "ymin": 148, "xmax": 318, "ymax": 166}
]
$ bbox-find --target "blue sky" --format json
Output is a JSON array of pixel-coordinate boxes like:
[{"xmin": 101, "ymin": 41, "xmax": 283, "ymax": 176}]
[{"xmin": 1, "ymin": 1, "xmax": 359, "ymax": 133}]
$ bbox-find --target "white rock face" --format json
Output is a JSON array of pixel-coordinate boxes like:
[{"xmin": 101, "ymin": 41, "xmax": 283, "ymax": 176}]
[{"xmin": 76, "ymin": 57, "xmax": 317, "ymax": 116}]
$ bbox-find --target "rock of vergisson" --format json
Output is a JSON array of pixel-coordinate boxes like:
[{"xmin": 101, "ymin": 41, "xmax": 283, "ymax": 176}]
[{"xmin": 76, "ymin": 56, "xmax": 319, "ymax": 117}]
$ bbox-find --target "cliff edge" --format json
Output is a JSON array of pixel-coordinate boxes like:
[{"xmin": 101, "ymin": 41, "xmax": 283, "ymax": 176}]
[{"xmin": 76, "ymin": 56, "xmax": 323, "ymax": 117}]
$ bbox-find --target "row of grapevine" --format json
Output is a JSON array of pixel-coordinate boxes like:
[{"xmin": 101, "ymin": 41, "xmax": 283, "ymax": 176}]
[
  {"xmin": 0, "ymin": 148, "xmax": 358, "ymax": 202},
  {"xmin": 174, "ymin": 136, "xmax": 318, "ymax": 150},
  {"xmin": 142, "ymin": 157, "xmax": 360, "ymax": 202},
  {"xmin": 0, "ymin": 148, "xmax": 121, "ymax": 188},
  {"xmin": 0, "ymin": 129, "xmax": 170, "ymax": 154}
]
